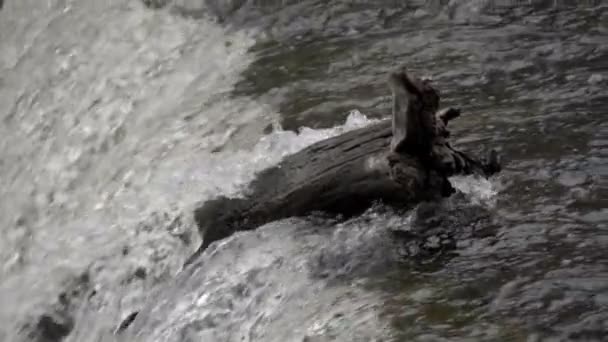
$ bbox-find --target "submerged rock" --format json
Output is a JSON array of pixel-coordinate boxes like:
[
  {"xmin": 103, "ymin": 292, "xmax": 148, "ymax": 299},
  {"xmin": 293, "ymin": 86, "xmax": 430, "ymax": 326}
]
[
  {"xmin": 115, "ymin": 311, "xmax": 139, "ymax": 334},
  {"xmin": 19, "ymin": 272, "xmax": 91, "ymax": 342},
  {"xmin": 392, "ymin": 192, "xmax": 497, "ymax": 259},
  {"xmin": 141, "ymin": 0, "xmax": 171, "ymax": 10}
]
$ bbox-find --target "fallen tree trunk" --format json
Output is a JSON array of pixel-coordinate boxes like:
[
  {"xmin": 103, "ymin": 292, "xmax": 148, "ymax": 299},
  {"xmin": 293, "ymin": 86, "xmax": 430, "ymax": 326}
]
[{"xmin": 189, "ymin": 67, "xmax": 500, "ymax": 262}]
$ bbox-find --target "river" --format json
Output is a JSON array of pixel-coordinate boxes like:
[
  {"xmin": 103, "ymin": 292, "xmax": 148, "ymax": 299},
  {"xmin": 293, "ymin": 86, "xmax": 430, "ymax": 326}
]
[{"xmin": 0, "ymin": 0, "xmax": 606, "ymax": 341}]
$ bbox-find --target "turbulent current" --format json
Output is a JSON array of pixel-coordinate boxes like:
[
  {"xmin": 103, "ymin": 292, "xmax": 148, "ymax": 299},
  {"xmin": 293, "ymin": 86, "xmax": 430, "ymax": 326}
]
[{"xmin": 0, "ymin": 1, "xmax": 606, "ymax": 341}]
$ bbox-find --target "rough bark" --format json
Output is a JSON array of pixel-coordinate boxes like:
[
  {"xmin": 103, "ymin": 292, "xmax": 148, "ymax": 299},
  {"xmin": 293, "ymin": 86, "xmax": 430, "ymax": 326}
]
[{"xmin": 188, "ymin": 67, "xmax": 500, "ymax": 263}]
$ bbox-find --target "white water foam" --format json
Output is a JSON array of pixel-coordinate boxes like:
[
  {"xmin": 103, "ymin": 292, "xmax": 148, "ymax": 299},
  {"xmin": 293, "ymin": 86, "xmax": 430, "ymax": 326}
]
[
  {"xmin": 450, "ymin": 175, "xmax": 500, "ymax": 208},
  {"xmin": 0, "ymin": 1, "xmax": 264, "ymax": 339}
]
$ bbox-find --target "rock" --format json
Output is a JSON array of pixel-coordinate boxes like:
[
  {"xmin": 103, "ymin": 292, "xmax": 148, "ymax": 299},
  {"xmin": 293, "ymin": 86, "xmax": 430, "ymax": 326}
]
[
  {"xmin": 19, "ymin": 272, "xmax": 91, "ymax": 342},
  {"xmin": 115, "ymin": 311, "xmax": 139, "ymax": 334}
]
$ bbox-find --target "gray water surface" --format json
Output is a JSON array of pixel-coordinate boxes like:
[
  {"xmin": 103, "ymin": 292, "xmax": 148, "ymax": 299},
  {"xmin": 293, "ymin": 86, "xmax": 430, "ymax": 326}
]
[{"xmin": 1, "ymin": 1, "xmax": 606, "ymax": 341}]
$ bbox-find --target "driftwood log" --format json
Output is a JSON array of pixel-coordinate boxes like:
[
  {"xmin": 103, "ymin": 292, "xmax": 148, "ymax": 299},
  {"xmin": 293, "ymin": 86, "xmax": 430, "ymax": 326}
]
[{"xmin": 189, "ymin": 67, "xmax": 500, "ymax": 262}]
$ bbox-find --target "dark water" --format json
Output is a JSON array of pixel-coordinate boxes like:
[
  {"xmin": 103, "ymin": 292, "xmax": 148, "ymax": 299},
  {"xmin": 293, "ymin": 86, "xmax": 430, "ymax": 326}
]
[{"xmin": 1, "ymin": 0, "xmax": 606, "ymax": 341}]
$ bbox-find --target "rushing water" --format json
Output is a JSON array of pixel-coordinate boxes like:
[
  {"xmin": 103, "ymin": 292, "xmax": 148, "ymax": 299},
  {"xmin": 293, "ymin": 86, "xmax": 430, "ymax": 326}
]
[{"xmin": 0, "ymin": 0, "xmax": 606, "ymax": 341}]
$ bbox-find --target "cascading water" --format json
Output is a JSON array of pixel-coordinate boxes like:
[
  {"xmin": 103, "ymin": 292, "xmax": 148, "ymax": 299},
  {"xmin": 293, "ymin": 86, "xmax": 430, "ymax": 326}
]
[{"xmin": 0, "ymin": 0, "xmax": 266, "ymax": 339}]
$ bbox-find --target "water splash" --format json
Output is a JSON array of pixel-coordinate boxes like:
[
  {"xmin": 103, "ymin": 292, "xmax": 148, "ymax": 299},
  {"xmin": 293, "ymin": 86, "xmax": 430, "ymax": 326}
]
[
  {"xmin": 116, "ymin": 210, "xmax": 406, "ymax": 342},
  {"xmin": 449, "ymin": 175, "xmax": 500, "ymax": 208}
]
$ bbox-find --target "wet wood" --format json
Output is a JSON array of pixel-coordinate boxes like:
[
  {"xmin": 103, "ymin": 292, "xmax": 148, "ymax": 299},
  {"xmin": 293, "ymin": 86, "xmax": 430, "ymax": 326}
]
[{"xmin": 188, "ymin": 67, "xmax": 500, "ymax": 262}]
